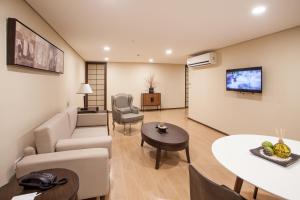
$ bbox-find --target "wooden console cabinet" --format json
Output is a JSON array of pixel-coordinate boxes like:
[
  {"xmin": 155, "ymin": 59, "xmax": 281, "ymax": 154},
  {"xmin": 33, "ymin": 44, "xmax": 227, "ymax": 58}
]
[{"xmin": 141, "ymin": 93, "xmax": 161, "ymax": 111}]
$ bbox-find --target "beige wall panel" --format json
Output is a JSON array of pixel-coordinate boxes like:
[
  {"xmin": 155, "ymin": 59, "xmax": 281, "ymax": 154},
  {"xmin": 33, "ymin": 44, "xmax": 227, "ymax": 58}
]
[
  {"xmin": 189, "ymin": 27, "xmax": 300, "ymax": 140},
  {"xmin": 107, "ymin": 62, "xmax": 185, "ymax": 110},
  {"xmin": 0, "ymin": 0, "xmax": 85, "ymax": 186}
]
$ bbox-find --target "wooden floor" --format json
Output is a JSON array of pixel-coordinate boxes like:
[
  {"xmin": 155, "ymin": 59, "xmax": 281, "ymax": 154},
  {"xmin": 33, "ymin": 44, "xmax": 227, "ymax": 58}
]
[{"xmin": 107, "ymin": 109, "xmax": 280, "ymax": 200}]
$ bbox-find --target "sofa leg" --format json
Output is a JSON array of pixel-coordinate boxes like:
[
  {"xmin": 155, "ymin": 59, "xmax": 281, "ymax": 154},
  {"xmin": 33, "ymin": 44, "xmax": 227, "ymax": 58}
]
[
  {"xmin": 123, "ymin": 124, "xmax": 126, "ymax": 134},
  {"xmin": 129, "ymin": 123, "xmax": 131, "ymax": 133},
  {"xmin": 100, "ymin": 196, "xmax": 105, "ymax": 200}
]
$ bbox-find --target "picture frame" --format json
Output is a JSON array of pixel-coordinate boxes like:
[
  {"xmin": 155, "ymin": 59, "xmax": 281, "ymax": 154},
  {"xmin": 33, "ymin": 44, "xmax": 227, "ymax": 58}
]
[{"xmin": 7, "ymin": 18, "xmax": 64, "ymax": 73}]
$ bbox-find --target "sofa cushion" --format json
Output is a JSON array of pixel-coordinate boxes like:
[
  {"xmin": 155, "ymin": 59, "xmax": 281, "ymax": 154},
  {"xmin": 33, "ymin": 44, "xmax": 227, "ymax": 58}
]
[
  {"xmin": 65, "ymin": 107, "xmax": 78, "ymax": 133},
  {"xmin": 34, "ymin": 113, "xmax": 71, "ymax": 154},
  {"xmin": 72, "ymin": 127, "xmax": 108, "ymax": 138},
  {"xmin": 76, "ymin": 113, "xmax": 107, "ymax": 127},
  {"xmin": 56, "ymin": 137, "xmax": 112, "ymax": 156}
]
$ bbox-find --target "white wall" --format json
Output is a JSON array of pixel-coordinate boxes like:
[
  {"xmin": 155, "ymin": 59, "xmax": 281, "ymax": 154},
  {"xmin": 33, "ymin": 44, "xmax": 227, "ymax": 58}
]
[
  {"xmin": 189, "ymin": 26, "xmax": 300, "ymax": 140},
  {"xmin": 0, "ymin": 0, "xmax": 85, "ymax": 186},
  {"xmin": 107, "ymin": 62, "xmax": 185, "ymax": 110}
]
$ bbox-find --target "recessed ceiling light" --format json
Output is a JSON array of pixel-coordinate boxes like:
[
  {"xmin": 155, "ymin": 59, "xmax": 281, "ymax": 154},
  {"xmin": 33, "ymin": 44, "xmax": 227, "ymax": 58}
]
[
  {"xmin": 149, "ymin": 58, "xmax": 154, "ymax": 63},
  {"xmin": 252, "ymin": 6, "xmax": 266, "ymax": 16},
  {"xmin": 165, "ymin": 49, "xmax": 172, "ymax": 55},
  {"xmin": 104, "ymin": 57, "xmax": 109, "ymax": 61},
  {"xmin": 103, "ymin": 46, "xmax": 111, "ymax": 51}
]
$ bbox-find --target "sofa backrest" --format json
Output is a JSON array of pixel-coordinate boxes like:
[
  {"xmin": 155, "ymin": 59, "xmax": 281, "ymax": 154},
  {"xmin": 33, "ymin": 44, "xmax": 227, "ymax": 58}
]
[
  {"xmin": 34, "ymin": 112, "xmax": 71, "ymax": 154},
  {"xmin": 65, "ymin": 107, "xmax": 78, "ymax": 133}
]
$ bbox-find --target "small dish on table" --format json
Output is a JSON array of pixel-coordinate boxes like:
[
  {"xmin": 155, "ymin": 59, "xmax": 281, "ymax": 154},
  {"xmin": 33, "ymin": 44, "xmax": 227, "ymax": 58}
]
[{"xmin": 156, "ymin": 122, "xmax": 168, "ymax": 133}]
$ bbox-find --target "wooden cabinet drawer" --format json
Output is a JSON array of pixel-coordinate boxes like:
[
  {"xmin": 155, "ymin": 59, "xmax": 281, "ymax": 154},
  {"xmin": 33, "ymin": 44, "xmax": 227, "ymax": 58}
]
[{"xmin": 142, "ymin": 93, "xmax": 161, "ymax": 106}]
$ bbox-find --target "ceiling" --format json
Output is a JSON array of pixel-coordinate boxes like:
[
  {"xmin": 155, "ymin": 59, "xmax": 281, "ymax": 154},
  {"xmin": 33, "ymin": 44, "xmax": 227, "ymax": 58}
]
[{"xmin": 25, "ymin": 0, "xmax": 300, "ymax": 64}]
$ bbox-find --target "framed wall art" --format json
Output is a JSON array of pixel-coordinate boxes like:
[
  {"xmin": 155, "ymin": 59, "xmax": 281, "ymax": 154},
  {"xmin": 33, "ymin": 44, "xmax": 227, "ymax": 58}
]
[{"xmin": 7, "ymin": 18, "xmax": 64, "ymax": 73}]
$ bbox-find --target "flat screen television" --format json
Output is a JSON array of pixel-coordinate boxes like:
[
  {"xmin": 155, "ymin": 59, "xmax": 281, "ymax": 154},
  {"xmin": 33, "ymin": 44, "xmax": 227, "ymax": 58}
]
[{"xmin": 226, "ymin": 66, "xmax": 262, "ymax": 93}]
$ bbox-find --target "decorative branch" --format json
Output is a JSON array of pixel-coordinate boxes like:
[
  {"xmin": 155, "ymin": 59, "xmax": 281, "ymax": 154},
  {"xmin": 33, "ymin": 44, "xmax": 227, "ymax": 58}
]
[{"xmin": 146, "ymin": 74, "xmax": 157, "ymax": 88}]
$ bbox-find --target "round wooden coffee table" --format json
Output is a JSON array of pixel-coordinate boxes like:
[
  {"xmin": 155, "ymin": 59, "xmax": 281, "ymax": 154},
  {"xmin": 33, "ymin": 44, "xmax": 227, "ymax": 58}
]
[
  {"xmin": 141, "ymin": 122, "xmax": 190, "ymax": 169},
  {"xmin": 0, "ymin": 168, "xmax": 79, "ymax": 200}
]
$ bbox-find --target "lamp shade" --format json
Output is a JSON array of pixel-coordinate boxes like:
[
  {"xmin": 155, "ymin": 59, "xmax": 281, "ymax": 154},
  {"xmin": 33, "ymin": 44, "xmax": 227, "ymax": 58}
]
[{"xmin": 77, "ymin": 83, "xmax": 93, "ymax": 94}]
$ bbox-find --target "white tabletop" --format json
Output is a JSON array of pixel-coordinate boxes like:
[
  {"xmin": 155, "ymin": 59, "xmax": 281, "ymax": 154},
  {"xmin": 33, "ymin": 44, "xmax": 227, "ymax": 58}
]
[{"xmin": 212, "ymin": 134, "xmax": 300, "ymax": 200}]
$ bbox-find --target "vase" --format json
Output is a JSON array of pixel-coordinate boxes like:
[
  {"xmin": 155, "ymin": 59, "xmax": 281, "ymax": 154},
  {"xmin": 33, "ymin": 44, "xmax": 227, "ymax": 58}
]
[{"xmin": 149, "ymin": 87, "xmax": 154, "ymax": 93}]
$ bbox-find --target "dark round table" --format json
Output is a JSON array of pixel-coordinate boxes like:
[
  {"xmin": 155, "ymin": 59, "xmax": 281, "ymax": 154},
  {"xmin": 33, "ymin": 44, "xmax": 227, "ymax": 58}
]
[
  {"xmin": 141, "ymin": 122, "xmax": 190, "ymax": 169},
  {"xmin": 0, "ymin": 168, "xmax": 79, "ymax": 200}
]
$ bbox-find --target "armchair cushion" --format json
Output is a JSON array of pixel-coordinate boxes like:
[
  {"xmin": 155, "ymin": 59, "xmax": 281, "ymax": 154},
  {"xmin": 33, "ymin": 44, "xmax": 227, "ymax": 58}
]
[
  {"xmin": 117, "ymin": 107, "xmax": 131, "ymax": 114},
  {"xmin": 56, "ymin": 137, "xmax": 112, "ymax": 158},
  {"xmin": 121, "ymin": 113, "xmax": 144, "ymax": 123}
]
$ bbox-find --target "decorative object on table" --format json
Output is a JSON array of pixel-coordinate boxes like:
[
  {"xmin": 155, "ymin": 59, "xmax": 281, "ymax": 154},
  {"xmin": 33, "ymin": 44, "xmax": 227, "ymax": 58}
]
[
  {"xmin": 146, "ymin": 74, "xmax": 156, "ymax": 93},
  {"xmin": 250, "ymin": 129, "xmax": 299, "ymax": 167},
  {"xmin": 156, "ymin": 122, "xmax": 168, "ymax": 133},
  {"xmin": 141, "ymin": 93, "xmax": 161, "ymax": 111},
  {"xmin": 273, "ymin": 129, "xmax": 291, "ymax": 158},
  {"xmin": 77, "ymin": 83, "xmax": 93, "ymax": 110},
  {"xmin": 19, "ymin": 171, "xmax": 67, "ymax": 190},
  {"xmin": 7, "ymin": 18, "xmax": 64, "ymax": 73}
]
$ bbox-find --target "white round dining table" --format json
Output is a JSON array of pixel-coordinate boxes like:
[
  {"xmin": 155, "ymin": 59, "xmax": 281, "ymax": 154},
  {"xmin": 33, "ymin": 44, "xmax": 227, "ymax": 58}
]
[{"xmin": 212, "ymin": 134, "xmax": 300, "ymax": 200}]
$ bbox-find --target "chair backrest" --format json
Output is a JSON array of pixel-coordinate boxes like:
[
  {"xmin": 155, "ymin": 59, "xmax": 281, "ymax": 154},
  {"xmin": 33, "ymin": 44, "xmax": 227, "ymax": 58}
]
[
  {"xmin": 189, "ymin": 165, "xmax": 245, "ymax": 200},
  {"xmin": 111, "ymin": 94, "xmax": 133, "ymax": 110}
]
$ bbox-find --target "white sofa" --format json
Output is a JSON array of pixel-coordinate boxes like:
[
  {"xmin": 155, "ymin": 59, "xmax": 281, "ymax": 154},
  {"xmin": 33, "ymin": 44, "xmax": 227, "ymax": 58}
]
[{"xmin": 16, "ymin": 107, "xmax": 112, "ymax": 199}]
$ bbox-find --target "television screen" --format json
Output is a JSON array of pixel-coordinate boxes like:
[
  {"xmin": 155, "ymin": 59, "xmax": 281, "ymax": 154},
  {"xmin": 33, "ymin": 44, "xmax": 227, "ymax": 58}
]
[{"xmin": 226, "ymin": 67, "xmax": 262, "ymax": 93}]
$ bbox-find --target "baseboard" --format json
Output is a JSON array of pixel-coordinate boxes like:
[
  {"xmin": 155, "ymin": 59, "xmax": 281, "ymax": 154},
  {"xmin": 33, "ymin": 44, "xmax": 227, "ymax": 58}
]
[
  {"xmin": 141, "ymin": 107, "xmax": 186, "ymax": 112},
  {"xmin": 187, "ymin": 117, "xmax": 228, "ymax": 136}
]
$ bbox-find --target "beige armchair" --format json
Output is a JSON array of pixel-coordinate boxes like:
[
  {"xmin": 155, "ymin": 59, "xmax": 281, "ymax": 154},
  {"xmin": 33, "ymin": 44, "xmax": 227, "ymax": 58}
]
[
  {"xmin": 111, "ymin": 94, "xmax": 144, "ymax": 133},
  {"xmin": 16, "ymin": 107, "xmax": 111, "ymax": 199}
]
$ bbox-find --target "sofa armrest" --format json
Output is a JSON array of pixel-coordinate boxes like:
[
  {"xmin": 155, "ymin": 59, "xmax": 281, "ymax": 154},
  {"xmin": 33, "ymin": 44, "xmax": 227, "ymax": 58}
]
[
  {"xmin": 16, "ymin": 148, "xmax": 109, "ymax": 199},
  {"xmin": 77, "ymin": 112, "xmax": 107, "ymax": 127},
  {"xmin": 56, "ymin": 136, "xmax": 112, "ymax": 158}
]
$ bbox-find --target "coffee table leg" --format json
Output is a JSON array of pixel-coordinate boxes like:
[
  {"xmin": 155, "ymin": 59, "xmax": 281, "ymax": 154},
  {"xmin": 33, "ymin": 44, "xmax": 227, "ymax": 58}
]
[
  {"xmin": 234, "ymin": 176, "xmax": 244, "ymax": 193},
  {"xmin": 141, "ymin": 139, "xmax": 144, "ymax": 146},
  {"xmin": 155, "ymin": 148, "xmax": 161, "ymax": 169},
  {"xmin": 185, "ymin": 146, "xmax": 191, "ymax": 163}
]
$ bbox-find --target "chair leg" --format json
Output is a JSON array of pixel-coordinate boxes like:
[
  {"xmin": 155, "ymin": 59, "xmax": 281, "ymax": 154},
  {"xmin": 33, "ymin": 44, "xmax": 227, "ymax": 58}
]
[
  {"xmin": 100, "ymin": 196, "xmax": 105, "ymax": 200},
  {"xmin": 253, "ymin": 186, "xmax": 258, "ymax": 199},
  {"xmin": 123, "ymin": 124, "xmax": 126, "ymax": 134},
  {"xmin": 112, "ymin": 121, "xmax": 115, "ymax": 130}
]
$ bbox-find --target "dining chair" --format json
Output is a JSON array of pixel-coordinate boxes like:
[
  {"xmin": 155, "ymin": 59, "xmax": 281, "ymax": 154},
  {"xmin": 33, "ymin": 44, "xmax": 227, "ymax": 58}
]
[{"xmin": 189, "ymin": 165, "xmax": 246, "ymax": 200}]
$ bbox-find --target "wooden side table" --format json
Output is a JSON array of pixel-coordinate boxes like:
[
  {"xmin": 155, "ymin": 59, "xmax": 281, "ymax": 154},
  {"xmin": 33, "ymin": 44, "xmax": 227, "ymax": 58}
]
[
  {"xmin": 0, "ymin": 168, "xmax": 79, "ymax": 200},
  {"xmin": 141, "ymin": 93, "xmax": 161, "ymax": 111}
]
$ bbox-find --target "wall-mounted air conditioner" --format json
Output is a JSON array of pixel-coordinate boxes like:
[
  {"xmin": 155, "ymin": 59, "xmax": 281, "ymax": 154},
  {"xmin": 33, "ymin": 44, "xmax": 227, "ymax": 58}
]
[{"xmin": 187, "ymin": 52, "xmax": 216, "ymax": 67}]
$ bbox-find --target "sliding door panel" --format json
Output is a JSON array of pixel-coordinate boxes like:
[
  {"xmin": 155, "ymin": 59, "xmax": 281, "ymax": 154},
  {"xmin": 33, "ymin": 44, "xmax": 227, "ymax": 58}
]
[{"xmin": 86, "ymin": 62, "xmax": 107, "ymax": 110}]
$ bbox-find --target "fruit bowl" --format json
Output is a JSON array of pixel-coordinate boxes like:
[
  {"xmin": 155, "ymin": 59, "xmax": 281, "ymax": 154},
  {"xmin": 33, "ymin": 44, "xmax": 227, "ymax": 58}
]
[{"xmin": 250, "ymin": 139, "xmax": 300, "ymax": 167}]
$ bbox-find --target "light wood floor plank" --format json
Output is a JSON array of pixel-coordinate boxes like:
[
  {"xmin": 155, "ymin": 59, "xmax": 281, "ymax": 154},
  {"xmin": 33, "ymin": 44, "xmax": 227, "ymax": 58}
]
[{"xmin": 107, "ymin": 109, "xmax": 280, "ymax": 200}]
